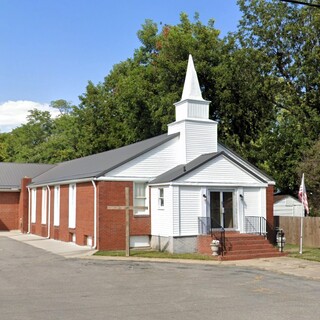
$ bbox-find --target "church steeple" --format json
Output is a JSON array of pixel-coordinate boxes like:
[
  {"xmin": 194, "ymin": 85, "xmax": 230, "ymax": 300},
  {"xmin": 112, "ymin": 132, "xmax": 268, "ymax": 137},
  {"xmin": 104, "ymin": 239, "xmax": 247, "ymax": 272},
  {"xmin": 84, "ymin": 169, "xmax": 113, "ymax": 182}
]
[
  {"xmin": 181, "ymin": 54, "xmax": 204, "ymax": 101},
  {"xmin": 173, "ymin": 55, "xmax": 210, "ymax": 122},
  {"xmin": 168, "ymin": 54, "xmax": 218, "ymax": 163}
]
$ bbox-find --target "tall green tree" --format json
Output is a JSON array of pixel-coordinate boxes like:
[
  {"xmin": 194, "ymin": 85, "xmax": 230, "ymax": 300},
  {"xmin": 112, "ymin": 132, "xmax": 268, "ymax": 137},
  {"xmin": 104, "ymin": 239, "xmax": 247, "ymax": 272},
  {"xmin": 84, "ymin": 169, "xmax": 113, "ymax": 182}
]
[
  {"xmin": 5, "ymin": 109, "xmax": 54, "ymax": 163},
  {"xmin": 298, "ymin": 138, "xmax": 320, "ymax": 216},
  {"xmin": 237, "ymin": 0, "xmax": 320, "ymax": 192}
]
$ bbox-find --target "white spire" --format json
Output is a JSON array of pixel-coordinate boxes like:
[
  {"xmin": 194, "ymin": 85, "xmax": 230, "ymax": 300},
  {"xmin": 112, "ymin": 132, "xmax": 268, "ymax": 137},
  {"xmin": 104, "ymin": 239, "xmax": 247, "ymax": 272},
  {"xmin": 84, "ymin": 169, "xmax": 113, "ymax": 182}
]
[{"xmin": 181, "ymin": 54, "xmax": 204, "ymax": 101}]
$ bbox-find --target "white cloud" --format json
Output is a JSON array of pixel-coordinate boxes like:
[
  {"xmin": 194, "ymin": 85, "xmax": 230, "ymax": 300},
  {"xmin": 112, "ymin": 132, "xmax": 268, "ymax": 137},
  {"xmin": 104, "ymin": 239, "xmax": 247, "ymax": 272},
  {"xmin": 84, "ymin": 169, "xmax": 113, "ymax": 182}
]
[{"xmin": 0, "ymin": 100, "xmax": 60, "ymax": 133}]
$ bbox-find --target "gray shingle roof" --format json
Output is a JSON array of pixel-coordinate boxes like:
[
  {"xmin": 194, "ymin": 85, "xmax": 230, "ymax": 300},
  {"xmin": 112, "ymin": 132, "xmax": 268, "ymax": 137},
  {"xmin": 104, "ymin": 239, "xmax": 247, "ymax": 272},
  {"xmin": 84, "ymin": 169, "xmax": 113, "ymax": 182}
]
[
  {"xmin": 0, "ymin": 163, "xmax": 55, "ymax": 190},
  {"xmin": 150, "ymin": 151, "xmax": 268, "ymax": 184},
  {"xmin": 30, "ymin": 133, "xmax": 179, "ymax": 186}
]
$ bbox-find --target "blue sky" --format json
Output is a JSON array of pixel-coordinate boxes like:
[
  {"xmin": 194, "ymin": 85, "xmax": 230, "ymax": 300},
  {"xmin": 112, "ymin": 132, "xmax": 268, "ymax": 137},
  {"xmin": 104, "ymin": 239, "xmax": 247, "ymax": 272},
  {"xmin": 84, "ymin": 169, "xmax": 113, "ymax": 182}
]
[{"xmin": 0, "ymin": 0, "xmax": 241, "ymax": 132}]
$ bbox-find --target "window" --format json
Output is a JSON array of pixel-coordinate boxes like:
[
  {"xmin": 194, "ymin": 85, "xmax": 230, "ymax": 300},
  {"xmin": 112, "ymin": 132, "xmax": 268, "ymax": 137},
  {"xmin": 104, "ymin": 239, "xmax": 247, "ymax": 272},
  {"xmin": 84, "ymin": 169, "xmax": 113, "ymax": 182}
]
[
  {"xmin": 158, "ymin": 188, "xmax": 164, "ymax": 208},
  {"xmin": 31, "ymin": 188, "xmax": 37, "ymax": 223},
  {"xmin": 68, "ymin": 184, "xmax": 76, "ymax": 229},
  {"xmin": 134, "ymin": 182, "xmax": 148, "ymax": 215},
  {"xmin": 53, "ymin": 186, "xmax": 60, "ymax": 227},
  {"xmin": 41, "ymin": 187, "xmax": 47, "ymax": 224}
]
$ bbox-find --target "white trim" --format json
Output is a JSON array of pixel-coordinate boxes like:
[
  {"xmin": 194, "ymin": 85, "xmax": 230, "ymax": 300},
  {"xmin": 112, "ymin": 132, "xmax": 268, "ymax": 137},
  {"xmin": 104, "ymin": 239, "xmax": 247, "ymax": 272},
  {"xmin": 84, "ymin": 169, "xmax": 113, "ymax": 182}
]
[
  {"xmin": 91, "ymin": 180, "xmax": 97, "ymax": 249},
  {"xmin": 29, "ymin": 177, "xmax": 95, "ymax": 188},
  {"xmin": 158, "ymin": 188, "xmax": 165, "ymax": 209},
  {"xmin": 150, "ymin": 182, "xmax": 268, "ymax": 188},
  {"xmin": 41, "ymin": 187, "xmax": 47, "ymax": 225},
  {"xmin": 98, "ymin": 176, "xmax": 154, "ymax": 182},
  {"xmin": 133, "ymin": 182, "xmax": 149, "ymax": 216},
  {"xmin": 0, "ymin": 188, "xmax": 20, "ymax": 192},
  {"xmin": 53, "ymin": 185, "xmax": 60, "ymax": 227},
  {"xmin": 27, "ymin": 187, "xmax": 31, "ymax": 233},
  {"xmin": 68, "ymin": 184, "xmax": 76, "ymax": 229},
  {"xmin": 31, "ymin": 188, "xmax": 37, "ymax": 224},
  {"xmin": 47, "ymin": 186, "xmax": 51, "ymax": 238}
]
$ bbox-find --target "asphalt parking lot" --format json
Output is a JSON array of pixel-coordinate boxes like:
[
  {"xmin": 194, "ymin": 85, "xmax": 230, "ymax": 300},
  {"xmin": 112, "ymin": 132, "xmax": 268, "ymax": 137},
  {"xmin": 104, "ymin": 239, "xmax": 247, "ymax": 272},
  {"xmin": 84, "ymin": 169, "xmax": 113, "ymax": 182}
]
[{"xmin": 0, "ymin": 234, "xmax": 319, "ymax": 320}]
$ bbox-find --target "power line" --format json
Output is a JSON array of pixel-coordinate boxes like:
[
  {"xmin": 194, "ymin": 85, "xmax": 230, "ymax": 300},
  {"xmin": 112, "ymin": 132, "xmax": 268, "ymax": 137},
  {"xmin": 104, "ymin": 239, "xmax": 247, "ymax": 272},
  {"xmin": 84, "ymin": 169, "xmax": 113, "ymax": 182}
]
[{"xmin": 279, "ymin": 0, "xmax": 320, "ymax": 8}]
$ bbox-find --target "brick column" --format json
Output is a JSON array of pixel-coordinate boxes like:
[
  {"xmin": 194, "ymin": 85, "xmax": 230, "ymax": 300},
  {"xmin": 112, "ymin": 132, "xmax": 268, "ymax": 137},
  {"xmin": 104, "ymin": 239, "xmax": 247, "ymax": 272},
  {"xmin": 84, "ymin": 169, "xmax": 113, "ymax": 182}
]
[
  {"xmin": 266, "ymin": 185, "xmax": 275, "ymax": 243},
  {"xmin": 18, "ymin": 177, "xmax": 32, "ymax": 233}
]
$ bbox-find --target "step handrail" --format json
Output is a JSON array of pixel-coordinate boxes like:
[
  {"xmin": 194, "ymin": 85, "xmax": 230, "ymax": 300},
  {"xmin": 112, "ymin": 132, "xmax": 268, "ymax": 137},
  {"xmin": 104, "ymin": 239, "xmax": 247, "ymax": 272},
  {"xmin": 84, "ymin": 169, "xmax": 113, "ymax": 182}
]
[
  {"xmin": 245, "ymin": 216, "xmax": 268, "ymax": 237},
  {"xmin": 198, "ymin": 217, "xmax": 226, "ymax": 256}
]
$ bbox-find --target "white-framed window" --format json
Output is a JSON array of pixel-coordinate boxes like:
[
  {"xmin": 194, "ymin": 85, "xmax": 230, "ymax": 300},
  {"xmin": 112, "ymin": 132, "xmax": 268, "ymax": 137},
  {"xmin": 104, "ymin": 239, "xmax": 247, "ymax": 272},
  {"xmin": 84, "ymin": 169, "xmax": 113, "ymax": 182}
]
[
  {"xmin": 68, "ymin": 184, "xmax": 76, "ymax": 229},
  {"xmin": 158, "ymin": 188, "xmax": 164, "ymax": 209},
  {"xmin": 53, "ymin": 185, "xmax": 60, "ymax": 227},
  {"xmin": 134, "ymin": 182, "xmax": 148, "ymax": 215},
  {"xmin": 41, "ymin": 187, "xmax": 47, "ymax": 224},
  {"xmin": 31, "ymin": 188, "xmax": 37, "ymax": 223}
]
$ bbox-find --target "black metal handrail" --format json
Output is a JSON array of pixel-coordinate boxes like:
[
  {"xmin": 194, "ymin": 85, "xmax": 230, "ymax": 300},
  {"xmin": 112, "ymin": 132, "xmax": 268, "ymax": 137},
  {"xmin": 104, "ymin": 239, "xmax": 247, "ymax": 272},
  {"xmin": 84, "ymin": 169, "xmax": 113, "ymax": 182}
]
[
  {"xmin": 244, "ymin": 216, "xmax": 267, "ymax": 236},
  {"xmin": 198, "ymin": 217, "xmax": 225, "ymax": 256}
]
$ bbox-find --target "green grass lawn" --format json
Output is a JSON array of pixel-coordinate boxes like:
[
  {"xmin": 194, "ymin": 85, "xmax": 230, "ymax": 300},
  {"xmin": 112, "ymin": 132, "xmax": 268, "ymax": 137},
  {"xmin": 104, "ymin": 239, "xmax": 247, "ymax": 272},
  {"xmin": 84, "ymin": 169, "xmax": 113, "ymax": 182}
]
[
  {"xmin": 285, "ymin": 244, "xmax": 320, "ymax": 262},
  {"xmin": 94, "ymin": 250, "xmax": 213, "ymax": 260},
  {"xmin": 94, "ymin": 245, "xmax": 320, "ymax": 263}
]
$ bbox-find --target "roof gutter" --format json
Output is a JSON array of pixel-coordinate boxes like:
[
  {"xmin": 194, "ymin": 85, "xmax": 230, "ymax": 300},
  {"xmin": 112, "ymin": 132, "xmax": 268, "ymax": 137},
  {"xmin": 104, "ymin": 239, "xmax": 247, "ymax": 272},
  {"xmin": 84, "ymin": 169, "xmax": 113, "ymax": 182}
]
[
  {"xmin": 28, "ymin": 177, "xmax": 96, "ymax": 188},
  {"xmin": 91, "ymin": 180, "xmax": 98, "ymax": 249},
  {"xmin": 46, "ymin": 185, "xmax": 51, "ymax": 239},
  {"xmin": 27, "ymin": 187, "xmax": 31, "ymax": 234}
]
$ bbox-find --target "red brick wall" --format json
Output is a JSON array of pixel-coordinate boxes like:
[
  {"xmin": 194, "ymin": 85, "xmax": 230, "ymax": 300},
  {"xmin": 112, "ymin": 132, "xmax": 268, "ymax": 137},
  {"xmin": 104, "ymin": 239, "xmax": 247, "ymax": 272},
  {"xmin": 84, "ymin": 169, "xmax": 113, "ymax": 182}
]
[
  {"xmin": 97, "ymin": 181, "xmax": 151, "ymax": 250},
  {"xmin": 58, "ymin": 184, "xmax": 70, "ymax": 242},
  {"xmin": 47, "ymin": 183, "xmax": 94, "ymax": 246},
  {"xmin": 0, "ymin": 192, "xmax": 20, "ymax": 230},
  {"xmin": 75, "ymin": 182, "xmax": 94, "ymax": 245},
  {"xmin": 28, "ymin": 180, "xmax": 151, "ymax": 250},
  {"xmin": 266, "ymin": 184, "xmax": 275, "ymax": 242}
]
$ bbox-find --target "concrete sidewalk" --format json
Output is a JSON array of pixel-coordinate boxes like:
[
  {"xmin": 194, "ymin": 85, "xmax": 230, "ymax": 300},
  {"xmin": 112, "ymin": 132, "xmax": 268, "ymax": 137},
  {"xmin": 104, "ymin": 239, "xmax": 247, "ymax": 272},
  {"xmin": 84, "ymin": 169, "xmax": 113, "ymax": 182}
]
[
  {"xmin": 0, "ymin": 230, "xmax": 96, "ymax": 258},
  {"xmin": 1, "ymin": 231, "xmax": 319, "ymax": 281}
]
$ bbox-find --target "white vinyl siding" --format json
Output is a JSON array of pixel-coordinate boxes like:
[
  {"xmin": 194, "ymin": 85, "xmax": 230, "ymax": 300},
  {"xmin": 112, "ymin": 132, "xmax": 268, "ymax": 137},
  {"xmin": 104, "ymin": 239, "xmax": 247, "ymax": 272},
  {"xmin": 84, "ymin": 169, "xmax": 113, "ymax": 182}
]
[
  {"xmin": 105, "ymin": 137, "xmax": 179, "ymax": 178},
  {"xmin": 134, "ymin": 183, "xmax": 148, "ymax": 215},
  {"xmin": 243, "ymin": 188, "xmax": 264, "ymax": 217},
  {"xmin": 41, "ymin": 187, "xmax": 47, "ymax": 224},
  {"xmin": 179, "ymin": 187, "xmax": 201, "ymax": 236},
  {"xmin": 172, "ymin": 186, "xmax": 180, "ymax": 236},
  {"xmin": 31, "ymin": 188, "xmax": 37, "ymax": 223},
  {"xmin": 218, "ymin": 144, "xmax": 274, "ymax": 185},
  {"xmin": 168, "ymin": 119, "xmax": 217, "ymax": 164},
  {"xmin": 53, "ymin": 185, "xmax": 60, "ymax": 226},
  {"xmin": 176, "ymin": 155, "xmax": 264, "ymax": 186},
  {"xmin": 151, "ymin": 186, "xmax": 173, "ymax": 236},
  {"xmin": 184, "ymin": 121, "xmax": 217, "ymax": 162},
  {"xmin": 68, "ymin": 184, "xmax": 76, "ymax": 229},
  {"xmin": 274, "ymin": 197, "xmax": 303, "ymax": 217}
]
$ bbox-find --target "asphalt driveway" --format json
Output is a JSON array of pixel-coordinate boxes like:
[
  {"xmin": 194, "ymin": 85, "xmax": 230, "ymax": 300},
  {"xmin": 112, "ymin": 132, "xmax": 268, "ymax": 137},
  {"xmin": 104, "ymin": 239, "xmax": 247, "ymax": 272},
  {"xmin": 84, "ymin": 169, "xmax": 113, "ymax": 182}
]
[{"xmin": 1, "ymin": 235, "xmax": 320, "ymax": 320}]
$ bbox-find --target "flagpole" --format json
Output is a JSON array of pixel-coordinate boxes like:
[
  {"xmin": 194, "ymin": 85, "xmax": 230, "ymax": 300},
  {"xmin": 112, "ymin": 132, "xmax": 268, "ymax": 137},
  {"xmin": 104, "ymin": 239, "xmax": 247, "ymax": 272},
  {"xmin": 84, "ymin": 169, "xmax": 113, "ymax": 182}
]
[
  {"xmin": 298, "ymin": 173, "xmax": 308, "ymax": 255},
  {"xmin": 299, "ymin": 205, "xmax": 303, "ymax": 254}
]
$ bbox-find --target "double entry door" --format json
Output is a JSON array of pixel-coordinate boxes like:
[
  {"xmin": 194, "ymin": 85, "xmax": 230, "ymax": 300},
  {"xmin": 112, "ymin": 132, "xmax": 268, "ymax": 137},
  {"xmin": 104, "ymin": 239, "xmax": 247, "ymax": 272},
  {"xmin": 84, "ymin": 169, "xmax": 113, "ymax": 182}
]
[{"xmin": 210, "ymin": 191, "xmax": 234, "ymax": 229}]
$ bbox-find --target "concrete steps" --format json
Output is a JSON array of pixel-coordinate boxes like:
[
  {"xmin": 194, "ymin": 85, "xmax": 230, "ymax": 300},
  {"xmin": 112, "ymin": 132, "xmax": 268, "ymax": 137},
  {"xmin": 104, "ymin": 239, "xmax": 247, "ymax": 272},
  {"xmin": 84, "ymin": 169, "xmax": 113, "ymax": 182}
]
[{"xmin": 197, "ymin": 232, "xmax": 285, "ymax": 261}]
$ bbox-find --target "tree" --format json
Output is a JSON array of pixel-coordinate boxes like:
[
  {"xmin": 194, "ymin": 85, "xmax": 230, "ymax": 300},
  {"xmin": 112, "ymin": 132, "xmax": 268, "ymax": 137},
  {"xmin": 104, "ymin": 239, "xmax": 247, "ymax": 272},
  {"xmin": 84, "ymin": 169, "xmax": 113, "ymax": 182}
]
[
  {"xmin": 50, "ymin": 99, "xmax": 74, "ymax": 115},
  {"xmin": 298, "ymin": 139, "xmax": 320, "ymax": 216},
  {"xmin": 237, "ymin": 0, "xmax": 320, "ymax": 192},
  {"xmin": 5, "ymin": 109, "xmax": 54, "ymax": 163}
]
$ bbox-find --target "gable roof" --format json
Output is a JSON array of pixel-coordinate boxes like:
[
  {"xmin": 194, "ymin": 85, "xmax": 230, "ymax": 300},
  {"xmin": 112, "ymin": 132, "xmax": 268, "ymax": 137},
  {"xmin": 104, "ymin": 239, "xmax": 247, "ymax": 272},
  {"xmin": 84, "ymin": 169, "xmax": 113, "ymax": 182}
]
[
  {"xmin": 0, "ymin": 163, "xmax": 55, "ymax": 190},
  {"xmin": 150, "ymin": 151, "xmax": 268, "ymax": 184},
  {"xmin": 30, "ymin": 133, "xmax": 179, "ymax": 186},
  {"xmin": 274, "ymin": 194, "xmax": 300, "ymax": 204},
  {"xmin": 218, "ymin": 142, "xmax": 275, "ymax": 183}
]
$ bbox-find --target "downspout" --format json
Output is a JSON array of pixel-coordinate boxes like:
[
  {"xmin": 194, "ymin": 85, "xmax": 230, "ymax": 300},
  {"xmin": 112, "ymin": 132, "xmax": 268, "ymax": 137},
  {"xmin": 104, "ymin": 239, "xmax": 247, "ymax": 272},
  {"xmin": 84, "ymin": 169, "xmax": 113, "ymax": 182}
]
[
  {"xmin": 27, "ymin": 187, "xmax": 31, "ymax": 234},
  {"xmin": 91, "ymin": 180, "xmax": 97, "ymax": 249},
  {"xmin": 47, "ymin": 185, "xmax": 51, "ymax": 239}
]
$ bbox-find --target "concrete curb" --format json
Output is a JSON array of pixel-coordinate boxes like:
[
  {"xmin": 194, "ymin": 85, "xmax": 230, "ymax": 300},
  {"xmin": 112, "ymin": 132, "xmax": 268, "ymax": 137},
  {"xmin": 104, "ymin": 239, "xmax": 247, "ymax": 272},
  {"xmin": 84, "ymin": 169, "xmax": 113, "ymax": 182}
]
[{"xmin": 2, "ymin": 231, "xmax": 319, "ymax": 281}]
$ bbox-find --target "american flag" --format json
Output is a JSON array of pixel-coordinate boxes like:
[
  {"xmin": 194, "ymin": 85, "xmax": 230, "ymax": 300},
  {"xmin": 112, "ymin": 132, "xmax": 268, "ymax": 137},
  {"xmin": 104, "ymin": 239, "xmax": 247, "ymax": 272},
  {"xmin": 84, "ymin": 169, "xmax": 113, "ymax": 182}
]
[{"xmin": 299, "ymin": 173, "xmax": 309, "ymax": 216}]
